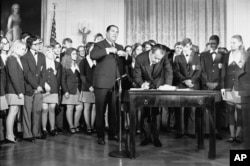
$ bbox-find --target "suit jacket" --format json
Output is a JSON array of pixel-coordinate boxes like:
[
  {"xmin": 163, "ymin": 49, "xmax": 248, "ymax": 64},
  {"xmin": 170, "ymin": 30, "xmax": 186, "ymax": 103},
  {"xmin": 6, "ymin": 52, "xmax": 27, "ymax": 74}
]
[
  {"xmin": 43, "ymin": 61, "xmax": 61, "ymax": 94},
  {"xmin": 222, "ymin": 51, "xmax": 250, "ymax": 90},
  {"xmin": 21, "ymin": 50, "xmax": 46, "ymax": 96},
  {"xmin": 238, "ymin": 55, "xmax": 250, "ymax": 92},
  {"xmin": 200, "ymin": 50, "xmax": 225, "ymax": 90},
  {"xmin": 5, "ymin": 56, "xmax": 25, "ymax": 95},
  {"xmin": 123, "ymin": 62, "xmax": 137, "ymax": 90},
  {"xmin": 133, "ymin": 51, "xmax": 173, "ymax": 88},
  {"xmin": 0, "ymin": 57, "xmax": 7, "ymax": 96},
  {"xmin": 90, "ymin": 39, "xmax": 131, "ymax": 89},
  {"xmin": 61, "ymin": 67, "xmax": 81, "ymax": 94},
  {"xmin": 79, "ymin": 58, "xmax": 95, "ymax": 91},
  {"xmin": 173, "ymin": 51, "xmax": 201, "ymax": 90}
]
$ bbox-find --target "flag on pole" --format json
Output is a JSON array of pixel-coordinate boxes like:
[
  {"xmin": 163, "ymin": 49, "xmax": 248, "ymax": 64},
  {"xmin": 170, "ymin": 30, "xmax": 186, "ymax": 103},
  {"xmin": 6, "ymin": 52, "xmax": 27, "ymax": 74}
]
[{"xmin": 50, "ymin": 4, "xmax": 56, "ymax": 45}]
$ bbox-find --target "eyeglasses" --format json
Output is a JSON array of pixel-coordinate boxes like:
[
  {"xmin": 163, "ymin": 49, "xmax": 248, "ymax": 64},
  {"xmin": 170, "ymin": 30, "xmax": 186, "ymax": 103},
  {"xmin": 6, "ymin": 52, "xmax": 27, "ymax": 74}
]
[{"xmin": 32, "ymin": 42, "xmax": 42, "ymax": 46}]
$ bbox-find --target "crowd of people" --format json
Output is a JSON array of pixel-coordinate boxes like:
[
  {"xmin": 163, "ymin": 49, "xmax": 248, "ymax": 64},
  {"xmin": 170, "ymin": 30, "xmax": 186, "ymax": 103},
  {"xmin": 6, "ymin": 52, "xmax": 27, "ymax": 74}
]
[{"xmin": 0, "ymin": 25, "xmax": 250, "ymax": 148}]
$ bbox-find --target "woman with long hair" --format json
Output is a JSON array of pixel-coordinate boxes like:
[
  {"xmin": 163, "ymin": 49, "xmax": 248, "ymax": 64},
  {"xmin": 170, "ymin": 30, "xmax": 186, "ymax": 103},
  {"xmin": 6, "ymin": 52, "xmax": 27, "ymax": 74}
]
[
  {"xmin": 223, "ymin": 35, "xmax": 249, "ymax": 143},
  {"xmin": 61, "ymin": 48, "xmax": 83, "ymax": 134},
  {"xmin": 0, "ymin": 37, "xmax": 10, "ymax": 111},
  {"xmin": 131, "ymin": 43, "xmax": 143, "ymax": 134},
  {"xmin": 0, "ymin": 37, "xmax": 10, "ymax": 143},
  {"xmin": 5, "ymin": 40, "xmax": 26, "ymax": 143},
  {"xmin": 41, "ymin": 46, "xmax": 61, "ymax": 138},
  {"xmin": 79, "ymin": 42, "xmax": 96, "ymax": 134}
]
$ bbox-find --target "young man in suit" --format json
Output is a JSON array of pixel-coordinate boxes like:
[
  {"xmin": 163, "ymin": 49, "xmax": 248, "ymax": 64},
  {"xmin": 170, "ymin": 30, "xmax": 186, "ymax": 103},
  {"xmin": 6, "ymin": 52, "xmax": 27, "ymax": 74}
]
[
  {"xmin": 200, "ymin": 35, "xmax": 225, "ymax": 139},
  {"xmin": 133, "ymin": 44, "xmax": 173, "ymax": 147},
  {"xmin": 21, "ymin": 35, "xmax": 46, "ymax": 142},
  {"xmin": 90, "ymin": 25, "xmax": 131, "ymax": 145},
  {"xmin": 173, "ymin": 38, "xmax": 201, "ymax": 139}
]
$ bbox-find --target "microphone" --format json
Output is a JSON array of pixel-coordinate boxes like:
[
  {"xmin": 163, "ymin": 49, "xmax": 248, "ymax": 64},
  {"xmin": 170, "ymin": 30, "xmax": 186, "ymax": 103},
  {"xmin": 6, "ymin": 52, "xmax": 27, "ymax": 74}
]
[{"xmin": 116, "ymin": 74, "xmax": 127, "ymax": 81}]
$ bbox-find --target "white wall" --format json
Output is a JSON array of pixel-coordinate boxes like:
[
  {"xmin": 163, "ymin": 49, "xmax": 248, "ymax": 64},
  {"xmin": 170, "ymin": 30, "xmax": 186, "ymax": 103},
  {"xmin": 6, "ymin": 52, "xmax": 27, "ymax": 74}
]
[
  {"xmin": 43, "ymin": 0, "xmax": 250, "ymax": 49},
  {"xmin": 226, "ymin": 0, "xmax": 250, "ymax": 49},
  {"xmin": 45, "ymin": 0, "xmax": 125, "ymax": 47}
]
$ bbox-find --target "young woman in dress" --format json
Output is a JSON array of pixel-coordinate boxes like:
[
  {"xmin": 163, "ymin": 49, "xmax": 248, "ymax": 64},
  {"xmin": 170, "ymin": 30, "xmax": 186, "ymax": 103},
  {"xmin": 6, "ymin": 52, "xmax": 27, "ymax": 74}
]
[
  {"xmin": 61, "ymin": 48, "xmax": 83, "ymax": 134},
  {"xmin": 224, "ymin": 35, "xmax": 250, "ymax": 143},
  {"xmin": 0, "ymin": 37, "xmax": 10, "ymax": 111},
  {"xmin": 41, "ymin": 46, "xmax": 61, "ymax": 138},
  {"xmin": 131, "ymin": 43, "xmax": 143, "ymax": 134},
  {"xmin": 0, "ymin": 37, "xmax": 10, "ymax": 143},
  {"xmin": 5, "ymin": 40, "xmax": 26, "ymax": 143},
  {"xmin": 79, "ymin": 42, "xmax": 96, "ymax": 134}
]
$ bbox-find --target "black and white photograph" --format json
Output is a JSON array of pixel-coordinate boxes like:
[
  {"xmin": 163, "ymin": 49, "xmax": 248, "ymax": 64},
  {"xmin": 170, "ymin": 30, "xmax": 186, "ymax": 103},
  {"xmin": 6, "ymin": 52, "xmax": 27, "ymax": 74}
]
[{"xmin": 0, "ymin": 0, "xmax": 250, "ymax": 166}]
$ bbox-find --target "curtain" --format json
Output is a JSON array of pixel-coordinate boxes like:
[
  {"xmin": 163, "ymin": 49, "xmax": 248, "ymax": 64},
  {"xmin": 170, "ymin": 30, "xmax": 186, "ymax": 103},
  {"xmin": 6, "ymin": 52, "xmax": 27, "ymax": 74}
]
[
  {"xmin": 125, "ymin": 0, "xmax": 226, "ymax": 50},
  {"xmin": 41, "ymin": 0, "xmax": 48, "ymax": 44}
]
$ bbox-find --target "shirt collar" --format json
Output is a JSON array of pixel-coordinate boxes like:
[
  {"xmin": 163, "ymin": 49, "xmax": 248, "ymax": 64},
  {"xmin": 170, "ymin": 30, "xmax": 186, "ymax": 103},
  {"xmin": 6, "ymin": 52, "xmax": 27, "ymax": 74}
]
[
  {"xmin": 30, "ymin": 49, "xmax": 37, "ymax": 56},
  {"xmin": 210, "ymin": 48, "xmax": 218, "ymax": 54},
  {"xmin": 106, "ymin": 39, "xmax": 115, "ymax": 47},
  {"xmin": 148, "ymin": 51, "xmax": 153, "ymax": 66},
  {"xmin": 86, "ymin": 54, "xmax": 96, "ymax": 68},
  {"xmin": 0, "ymin": 53, "xmax": 8, "ymax": 65}
]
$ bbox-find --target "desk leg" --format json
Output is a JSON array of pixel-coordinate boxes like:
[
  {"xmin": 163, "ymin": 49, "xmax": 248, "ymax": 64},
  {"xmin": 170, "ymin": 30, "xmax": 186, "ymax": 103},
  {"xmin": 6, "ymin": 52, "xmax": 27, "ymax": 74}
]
[
  {"xmin": 208, "ymin": 101, "xmax": 216, "ymax": 159},
  {"xmin": 129, "ymin": 102, "xmax": 136, "ymax": 159},
  {"xmin": 242, "ymin": 97, "xmax": 250, "ymax": 149},
  {"xmin": 197, "ymin": 108, "xmax": 204, "ymax": 150}
]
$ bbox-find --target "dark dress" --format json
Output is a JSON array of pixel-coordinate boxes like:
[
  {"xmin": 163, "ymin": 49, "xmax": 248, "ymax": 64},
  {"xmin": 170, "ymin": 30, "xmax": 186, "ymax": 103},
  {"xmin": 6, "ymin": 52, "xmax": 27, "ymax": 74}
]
[
  {"xmin": 5, "ymin": 56, "xmax": 25, "ymax": 105},
  {"xmin": 61, "ymin": 66, "xmax": 82, "ymax": 105},
  {"xmin": 0, "ymin": 56, "xmax": 8, "ymax": 110},
  {"xmin": 79, "ymin": 57, "xmax": 95, "ymax": 103},
  {"xmin": 42, "ymin": 61, "xmax": 61, "ymax": 104}
]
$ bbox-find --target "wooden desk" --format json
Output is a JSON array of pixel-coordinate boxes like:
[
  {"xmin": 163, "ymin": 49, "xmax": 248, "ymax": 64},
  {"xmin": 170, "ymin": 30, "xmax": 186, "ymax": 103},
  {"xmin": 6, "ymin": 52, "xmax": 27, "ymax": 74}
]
[{"xmin": 128, "ymin": 90, "xmax": 221, "ymax": 159}]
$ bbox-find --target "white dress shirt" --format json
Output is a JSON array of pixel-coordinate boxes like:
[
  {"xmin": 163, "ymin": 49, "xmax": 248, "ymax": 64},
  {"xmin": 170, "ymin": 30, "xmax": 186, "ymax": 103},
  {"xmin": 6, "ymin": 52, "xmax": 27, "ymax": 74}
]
[
  {"xmin": 210, "ymin": 49, "xmax": 218, "ymax": 61},
  {"xmin": 228, "ymin": 51, "xmax": 242, "ymax": 67},
  {"xmin": 30, "ymin": 49, "xmax": 38, "ymax": 65}
]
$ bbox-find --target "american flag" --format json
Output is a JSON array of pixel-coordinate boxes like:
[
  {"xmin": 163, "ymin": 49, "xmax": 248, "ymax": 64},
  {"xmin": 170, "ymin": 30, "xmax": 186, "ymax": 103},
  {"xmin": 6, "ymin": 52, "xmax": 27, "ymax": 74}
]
[{"xmin": 50, "ymin": 4, "xmax": 56, "ymax": 45}]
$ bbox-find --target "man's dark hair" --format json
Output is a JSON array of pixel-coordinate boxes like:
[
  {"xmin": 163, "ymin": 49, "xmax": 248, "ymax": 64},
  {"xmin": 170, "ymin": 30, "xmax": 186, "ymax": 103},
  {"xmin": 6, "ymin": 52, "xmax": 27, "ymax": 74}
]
[
  {"xmin": 148, "ymin": 39, "xmax": 157, "ymax": 46},
  {"xmin": 26, "ymin": 35, "xmax": 38, "ymax": 50},
  {"xmin": 174, "ymin": 41, "xmax": 182, "ymax": 47},
  {"xmin": 142, "ymin": 41, "xmax": 152, "ymax": 49},
  {"xmin": 94, "ymin": 33, "xmax": 103, "ymax": 40},
  {"xmin": 209, "ymin": 35, "xmax": 220, "ymax": 44},
  {"xmin": 181, "ymin": 38, "xmax": 192, "ymax": 46},
  {"xmin": 21, "ymin": 32, "xmax": 31, "ymax": 40},
  {"xmin": 151, "ymin": 44, "xmax": 166, "ymax": 55},
  {"xmin": 106, "ymin": 25, "xmax": 119, "ymax": 32},
  {"xmin": 62, "ymin": 38, "xmax": 73, "ymax": 45}
]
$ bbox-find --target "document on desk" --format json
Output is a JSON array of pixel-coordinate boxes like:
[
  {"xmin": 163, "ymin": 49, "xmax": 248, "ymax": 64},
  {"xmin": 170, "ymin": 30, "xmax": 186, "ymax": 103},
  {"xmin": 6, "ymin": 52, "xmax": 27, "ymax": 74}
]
[
  {"xmin": 157, "ymin": 84, "xmax": 177, "ymax": 90},
  {"xmin": 130, "ymin": 88, "xmax": 151, "ymax": 91},
  {"xmin": 176, "ymin": 88, "xmax": 192, "ymax": 91},
  {"xmin": 130, "ymin": 84, "xmax": 177, "ymax": 91}
]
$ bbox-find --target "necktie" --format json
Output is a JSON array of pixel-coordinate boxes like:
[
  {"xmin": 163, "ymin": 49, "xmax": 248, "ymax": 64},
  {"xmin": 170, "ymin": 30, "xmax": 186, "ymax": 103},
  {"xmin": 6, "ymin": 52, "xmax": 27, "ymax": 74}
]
[
  {"xmin": 151, "ymin": 64, "xmax": 156, "ymax": 76},
  {"xmin": 212, "ymin": 52, "xmax": 216, "ymax": 61},
  {"xmin": 34, "ymin": 52, "xmax": 38, "ymax": 64}
]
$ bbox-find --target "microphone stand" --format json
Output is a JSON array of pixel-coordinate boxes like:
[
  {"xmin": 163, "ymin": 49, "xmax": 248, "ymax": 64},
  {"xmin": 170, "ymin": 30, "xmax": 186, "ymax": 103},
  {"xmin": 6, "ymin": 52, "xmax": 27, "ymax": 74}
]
[{"xmin": 109, "ymin": 56, "xmax": 130, "ymax": 158}]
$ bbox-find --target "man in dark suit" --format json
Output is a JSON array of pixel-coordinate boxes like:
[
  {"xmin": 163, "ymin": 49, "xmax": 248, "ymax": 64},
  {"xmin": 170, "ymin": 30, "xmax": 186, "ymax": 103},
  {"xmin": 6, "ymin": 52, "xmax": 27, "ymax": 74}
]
[
  {"xmin": 21, "ymin": 35, "xmax": 46, "ymax": 142},
  {"xmin": 90, "ymin": 25, "xmax": 131, "ymax": 145},
  {"xmin": 173, "ymin": 38, "xmax": 201, "ymax": 139},
  {"xmin": 238, "ymin": 55, "xmax": 250, "ymax": 148},
  {"xmin": 133, "ymin": 44, "xmax": 173, "ymax": 147},
  {"xmin": 200, "ymin": 35, "xmax": 225, "ymax": 139}
]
